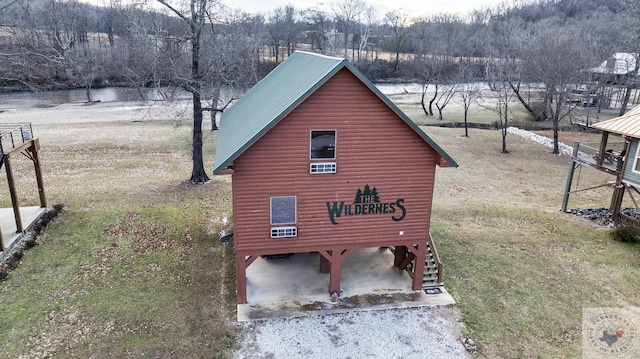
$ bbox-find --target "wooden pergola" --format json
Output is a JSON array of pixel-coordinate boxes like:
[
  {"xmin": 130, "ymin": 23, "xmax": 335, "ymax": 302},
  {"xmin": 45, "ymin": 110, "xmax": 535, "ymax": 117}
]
[{"xmin": 0, "ymin": 123, "xmax": 47, "ymax": 251}]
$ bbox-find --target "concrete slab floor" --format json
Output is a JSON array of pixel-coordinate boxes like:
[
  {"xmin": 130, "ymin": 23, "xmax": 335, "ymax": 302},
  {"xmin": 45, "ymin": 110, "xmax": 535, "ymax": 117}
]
[
  {"xmin": 237, "ymin": 247, "xmax": 455, "ymax": 321},
  {"xmin": 0, "ymin": 206, "xmax": 46, "ymax": 260}
]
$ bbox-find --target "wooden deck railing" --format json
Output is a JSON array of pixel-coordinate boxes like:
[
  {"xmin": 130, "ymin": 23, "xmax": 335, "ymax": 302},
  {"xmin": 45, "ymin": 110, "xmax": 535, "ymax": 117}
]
[
  {"xmin": 573, "ymin": 141, "xmax": 626, "ymax": 174},
  {"xmin": 0, "ymin": 123, "xmax": 33, "ymax": 155},
  {"xmin": 618, "ymin": 213, "xmax": 640, "ymax": 230},
  {"xmin": 428, "ymin": 231, "xmax": 443, "ymax": 284}
]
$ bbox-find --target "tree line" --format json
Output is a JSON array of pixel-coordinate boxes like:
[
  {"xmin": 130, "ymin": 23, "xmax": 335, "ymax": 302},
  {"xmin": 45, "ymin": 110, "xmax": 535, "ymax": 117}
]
[{"xmin": 0, "ymin": 0, "xmax": 638, "ymax": 181}]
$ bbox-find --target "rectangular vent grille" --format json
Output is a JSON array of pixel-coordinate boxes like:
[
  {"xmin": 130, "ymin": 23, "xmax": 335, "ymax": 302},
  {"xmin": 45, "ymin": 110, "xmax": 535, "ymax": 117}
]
[
  {"xmin": 310, "ymin": 162, "xmax": 336, "ymax": 174},
  {"xmin": 271, "ymin": 226, "xmax": 297, "ymax": 238}
]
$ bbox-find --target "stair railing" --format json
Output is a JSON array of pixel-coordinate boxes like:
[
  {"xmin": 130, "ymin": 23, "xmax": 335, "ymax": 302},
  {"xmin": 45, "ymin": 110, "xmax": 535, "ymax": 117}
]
[{"xmin": 428, "ymin": 231, "xmax": 443, "ymax": 284}]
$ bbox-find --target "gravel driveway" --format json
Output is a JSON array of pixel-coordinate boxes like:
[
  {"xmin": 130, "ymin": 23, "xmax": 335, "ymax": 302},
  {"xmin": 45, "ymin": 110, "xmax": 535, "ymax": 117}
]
[{"xmin": 234, "ymin": 306, "xmax": 472, "ymax": 358}]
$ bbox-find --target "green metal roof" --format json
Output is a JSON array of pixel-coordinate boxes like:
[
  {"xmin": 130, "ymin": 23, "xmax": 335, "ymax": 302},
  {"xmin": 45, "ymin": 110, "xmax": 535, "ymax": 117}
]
[{"xmin": 212, "ymin": 51, "xmax": 458, "ymax": 174}]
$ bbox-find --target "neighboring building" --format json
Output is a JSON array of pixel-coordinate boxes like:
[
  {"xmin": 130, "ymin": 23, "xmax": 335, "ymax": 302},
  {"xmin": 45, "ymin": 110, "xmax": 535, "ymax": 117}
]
[
  {"xmin": 213, "ymin": 51, "xmax": 457, "ymax": 304},
  {"xmin": 562, "ymin": 105, "xmax": 640, "ymax": 225},
  {"xmin": 590, "ymin": 53, "xmax": 638, "ymax": 78}
]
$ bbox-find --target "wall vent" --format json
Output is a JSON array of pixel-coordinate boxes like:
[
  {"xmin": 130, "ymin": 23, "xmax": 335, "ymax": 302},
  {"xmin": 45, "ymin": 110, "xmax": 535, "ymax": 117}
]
[
  {"xmin": 310, "ymin": 162, "xmax": 336, "ymax": 174},
  {"xmin": 271, "ymin": 226, "xmax": 297, "ymax": 238}
]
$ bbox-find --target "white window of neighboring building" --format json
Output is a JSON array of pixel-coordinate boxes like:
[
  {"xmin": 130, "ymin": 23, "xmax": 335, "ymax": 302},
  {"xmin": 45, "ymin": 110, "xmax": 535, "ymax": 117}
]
[{"xmin": 634, "ymin": 143, "xmax": 640, "ymax": 173}]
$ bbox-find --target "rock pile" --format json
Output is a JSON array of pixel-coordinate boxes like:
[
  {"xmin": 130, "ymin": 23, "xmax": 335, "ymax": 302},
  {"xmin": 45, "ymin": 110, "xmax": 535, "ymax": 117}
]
[
  {"xmin": 570, "ymin": 208, "xmax": 640, "ymax": 226},
  {"xmin": 507, "ymin": 127, "xmax": 574, "ymax": 156}
]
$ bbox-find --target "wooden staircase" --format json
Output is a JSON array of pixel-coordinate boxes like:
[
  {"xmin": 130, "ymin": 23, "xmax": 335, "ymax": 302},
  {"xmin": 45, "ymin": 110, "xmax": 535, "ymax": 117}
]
[
  {"xmin": 422, "ymin": 234, "xmax": 443, "ymax": 288},
  {"xmin": 392, "ymin": 232, "xmax": 443, "ymax": 288}
]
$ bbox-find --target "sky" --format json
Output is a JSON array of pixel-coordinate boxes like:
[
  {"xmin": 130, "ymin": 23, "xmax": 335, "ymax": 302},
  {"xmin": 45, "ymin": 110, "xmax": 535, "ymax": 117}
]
[
  {"xmin": 226, "ymin": 0, "xmax": 506, "ymax": 18},
  {"xmin": 82, "ymin": 0, "xmax": 506, "ymax": 19}
]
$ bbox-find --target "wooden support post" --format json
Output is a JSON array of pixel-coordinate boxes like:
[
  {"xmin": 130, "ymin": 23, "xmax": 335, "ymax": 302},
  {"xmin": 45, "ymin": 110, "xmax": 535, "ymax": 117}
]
[
  {"xmin": 401, "ymin": 243, "xmax": 428, "ymax": 291},
  {"xmin": 393, "ymin": 246, "xmax": 406, "ymax": 267},
  {"xmin": 30, "ymin": 139, "xmax": 47, "ymax": 207},
  {"xmin": 398, "ymin": 252, "xmax": 416, "ymax": 270},
  {"xmin": 612, "ymin": 139, "xmax": 632, "ymax": 226},
  {"xmin": 320, "ymin": 248, "xmax": 352, "ymax": 297},
  {"xmin": 5, "ymin": 156, "xmax": 23, "ymax": 233},
  {"xmin": 328, "ymin": 252, "xmax": 342, "ymax": 296},
  {"xmin": 561, "ymin": 142, "xmax": 580, "ymax": 213},
  {"xmin": 412, "ymin": 243, "xmax": 427, "ymax": 291},
  {"xmin": 236, "ymin": 253, "xmax": 248, "ymax": 304},
  {"xmin": 0, "ymin": 226, "xmax": 4, "ymax": 252},
  {"xmin": 319, "ymin": 254, "xmax": 330, "ymax": 273},
  {"xmin": 597, "ymin": 133, "xmax": 609, "ymax": 166}
]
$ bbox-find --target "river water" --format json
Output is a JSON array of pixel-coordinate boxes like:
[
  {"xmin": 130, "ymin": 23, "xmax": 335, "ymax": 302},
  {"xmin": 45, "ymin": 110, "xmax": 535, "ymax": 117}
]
[
  {"xmin": 0, "ymin": 82, "xmax": 493, "ymax": 110},
  {"xmin": 0, "ymin": 87, "xmax": 191, "ymax": 110}
]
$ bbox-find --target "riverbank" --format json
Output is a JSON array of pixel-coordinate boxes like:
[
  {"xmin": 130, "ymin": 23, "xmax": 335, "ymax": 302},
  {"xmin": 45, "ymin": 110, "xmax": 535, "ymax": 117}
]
[{"xmin": 0, "ymin": 100, "xmax": 192, "ymax": 124}]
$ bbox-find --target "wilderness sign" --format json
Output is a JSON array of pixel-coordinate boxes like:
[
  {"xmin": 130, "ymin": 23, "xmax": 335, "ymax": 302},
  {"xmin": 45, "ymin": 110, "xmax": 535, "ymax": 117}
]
[{"xmin": 326, "ymin": 184, "xmax": 406, "ymax": 225}]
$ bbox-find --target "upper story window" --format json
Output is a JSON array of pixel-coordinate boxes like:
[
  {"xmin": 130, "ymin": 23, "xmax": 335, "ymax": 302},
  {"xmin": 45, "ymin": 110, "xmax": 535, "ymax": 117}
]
[{"xmin": 310, "ymin": 130, "xmax": 336, "ymax": 160}]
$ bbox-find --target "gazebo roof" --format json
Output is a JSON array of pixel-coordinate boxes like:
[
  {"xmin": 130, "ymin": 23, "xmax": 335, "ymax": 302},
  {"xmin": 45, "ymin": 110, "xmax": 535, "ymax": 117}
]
[{"xmin": 592, "ymin": 105, "xmax": 640, "ymax": 138}]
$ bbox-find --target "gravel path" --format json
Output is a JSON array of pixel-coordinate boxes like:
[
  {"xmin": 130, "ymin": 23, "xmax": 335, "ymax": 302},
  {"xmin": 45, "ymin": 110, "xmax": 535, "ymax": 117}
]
[{"xmin": 234, "ymin": 306, "xmax": 471, "ymax": 358}]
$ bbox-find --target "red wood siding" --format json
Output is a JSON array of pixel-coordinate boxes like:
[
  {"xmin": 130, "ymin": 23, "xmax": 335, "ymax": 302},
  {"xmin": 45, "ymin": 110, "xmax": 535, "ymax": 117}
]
[{"xmin": 232, "ymin": 68, "xmax": 438, "ymax": 255}]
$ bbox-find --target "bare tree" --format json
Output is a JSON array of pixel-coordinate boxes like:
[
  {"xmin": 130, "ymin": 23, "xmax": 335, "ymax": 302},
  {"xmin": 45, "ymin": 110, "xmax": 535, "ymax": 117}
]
[
  {"xmin": 615, "ymin": 1, "xmax": 640, "ymax": 115},
  {"xmin": 485, "ymin": 56, "xmax": 519, "ymax": 154},
  {"xmin": 206, "ymin": 9, "xmax": 261, "ymax": 130},
  {"xmin": 522, "ymin": 19, "xmax": 605, "ymax": 154},
  {"xmin": 434, "ymin": 82, "xmax": 459, "ymax": 120},
  {"xmin": 356, "ymin": 5, "xmax": 375, "ymax": 64},
  {"xmin": 331, "ymin": 0, "xmax": 364, "ymax": 59},
  {"xmin": 303, "ymin": 7, "xmax": 332, "ymax": 54},
  {"xmin": 384, "ymin": 9, "xmax": 410, "ymax": 71},
  {"xmin": 155, "ymin": 0, "xmax": 214, "ymax": 184},
  {"xmin": 458, "ymin": 63, "xmax": 482, "ymax": 137},
  {"xmin": 267, "ymin": 7, "xmax": 285, "ymax": 62}
]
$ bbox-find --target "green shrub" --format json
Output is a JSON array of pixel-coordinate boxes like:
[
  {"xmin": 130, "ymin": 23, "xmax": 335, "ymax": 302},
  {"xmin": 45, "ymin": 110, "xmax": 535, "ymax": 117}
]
[
  {"xmin": 527, "ymin": 102, "xmax": 547, "ymax": 121},
  {"xmin": 612, "ymin": 225, "xmax": 640, "ymax": 243}
]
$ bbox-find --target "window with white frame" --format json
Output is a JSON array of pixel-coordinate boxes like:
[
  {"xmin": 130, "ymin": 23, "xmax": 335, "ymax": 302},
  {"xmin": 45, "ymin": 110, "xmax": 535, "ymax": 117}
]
[
  {"xmin": 310, "ymin": 130, "xmax": 336, "ymax": 159},
  {"xmin": 310, "ymin": 130, "xmax": 336, "ymax": 173},
  {"xmin": 634, "ymin": 144, "xmax": 640, "ymax": 173},
  {"xmin": 270, "ymin": 196, "xmax": 297, "ymax": 238}
]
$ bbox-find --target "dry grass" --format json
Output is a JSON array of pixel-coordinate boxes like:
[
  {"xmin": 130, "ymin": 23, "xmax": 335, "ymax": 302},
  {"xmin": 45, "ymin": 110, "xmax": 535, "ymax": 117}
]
[
  {"xmin": 0, "ymin": 116, "xmax": 237, "ymax": 358},
  {"xmin": 1, "ymin": 98, "xmax": 639, "ymax": 358},
  {"xmin": 425, "ymin": 126, "xmax": 640, "ymax": 358}
]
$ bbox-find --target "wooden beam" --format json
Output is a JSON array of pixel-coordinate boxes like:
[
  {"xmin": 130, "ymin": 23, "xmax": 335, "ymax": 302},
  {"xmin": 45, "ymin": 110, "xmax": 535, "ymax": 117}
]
[
  {"xmin": 4, "ymin": 156, "xmax": 23, "ymax": 233},
  {"xmin": 3, "ymin": 139, "xmax": 35, "ymax": 157},
  {"xmin": 0, "ymin": 226, "xmax": 4, "ymax": 252},
  {"xmin": 411, "ymin": 243, "xmax": 427, "ymax": 291},
  {"xmin": 597, "ymin": 132, "xmax": 609, "ymax": 166},
  {"xmin": 393, "ymin": 246, "xmax": 406, "ymax": 267},
  {"xmin": 236, "ymin": 253, "xmax": 248, "ymax": 304},
  {"xmin": 29, "ymin": 139, "xmax": 47, "ymax": 207}
]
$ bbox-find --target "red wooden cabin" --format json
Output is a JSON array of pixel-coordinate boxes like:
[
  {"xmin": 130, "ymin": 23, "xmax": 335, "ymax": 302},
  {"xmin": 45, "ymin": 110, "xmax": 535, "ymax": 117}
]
[{"xmin": 213, "ymin": 51, "xmax": 457, "ymax": 304}]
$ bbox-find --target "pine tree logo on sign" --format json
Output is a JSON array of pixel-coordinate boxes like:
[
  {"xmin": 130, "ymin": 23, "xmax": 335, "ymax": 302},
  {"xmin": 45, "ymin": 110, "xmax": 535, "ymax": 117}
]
[{"xmin": 326, "ymin": 184, "xmax": 406, "ymax": 225}]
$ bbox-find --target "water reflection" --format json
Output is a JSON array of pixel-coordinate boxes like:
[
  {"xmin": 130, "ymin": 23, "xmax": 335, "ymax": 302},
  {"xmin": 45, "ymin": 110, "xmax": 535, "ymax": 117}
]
[
  {"xmin": 0, "ymin": 87, "xmax": 192, "ymax": 110},
  {"xmin": 0, "ymin": 83, "xmax": 491, "ymax": 110}
]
